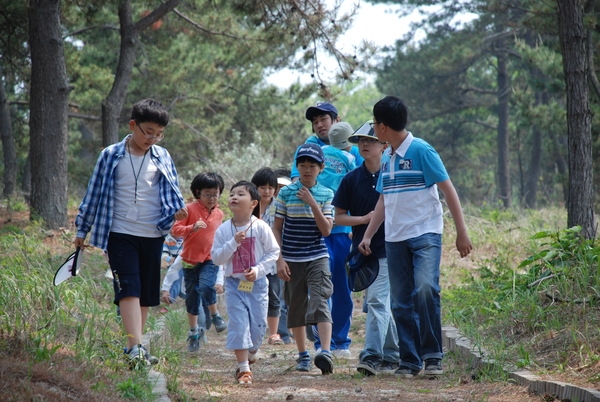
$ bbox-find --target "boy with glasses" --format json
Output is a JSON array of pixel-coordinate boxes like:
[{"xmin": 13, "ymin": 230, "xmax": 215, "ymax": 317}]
[
  {"xmin": 333, "ymin": 122, "xmax": 400, "ymax": 376},
  {"xmin": 171, "ymin": 172, "xmax": 227, "ymax": 352},
  {"xmin": 74, "ymin": 98, "xmax": 188, "ymax": 368}
]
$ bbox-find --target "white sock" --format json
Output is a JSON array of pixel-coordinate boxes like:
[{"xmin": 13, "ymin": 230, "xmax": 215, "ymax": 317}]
[{"xmin": 238, "ymin": 361, "xmax": 250, "ymax": 373}]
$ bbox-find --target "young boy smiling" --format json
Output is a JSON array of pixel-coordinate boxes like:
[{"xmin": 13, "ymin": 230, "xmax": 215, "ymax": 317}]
[{"xmin": 274, "ymin": 143, "xmax": 336, "ymax": 375}]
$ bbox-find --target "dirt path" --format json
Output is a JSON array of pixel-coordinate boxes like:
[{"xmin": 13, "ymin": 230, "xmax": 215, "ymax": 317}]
[{"xmin": 161, "ymin": 300, "xmax": 542, "ymax": 401}]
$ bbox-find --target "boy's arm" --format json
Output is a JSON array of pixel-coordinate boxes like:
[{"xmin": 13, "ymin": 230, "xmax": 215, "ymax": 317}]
[
  {"xmin": 358, "ymin": 195, "xmax": 385, "ymax": 255},
  {"xmin": 437, "ymin": 179, "xmax": 472, "ymax": 258},
  {"xmin": 297, "ymin": 187, "xmax": 333, "ymax": 237},
  {"xmin": 273, "ymin": 217, "xmax": 291, "ymax": 281},
  {"xmin": 334, "ymin": 207, "xmax": 373, "ymax": 227}
]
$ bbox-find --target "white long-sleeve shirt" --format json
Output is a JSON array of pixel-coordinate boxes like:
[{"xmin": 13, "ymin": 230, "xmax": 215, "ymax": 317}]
[{"xmin": 211, "ymin": 217, "xmax": 280, "ymax": 281}]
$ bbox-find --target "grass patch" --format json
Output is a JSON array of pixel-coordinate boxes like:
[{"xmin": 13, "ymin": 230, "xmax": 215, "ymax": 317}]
[{"xmin": 443, "ymin": 207, "xmax": 600, "ymax": 383}]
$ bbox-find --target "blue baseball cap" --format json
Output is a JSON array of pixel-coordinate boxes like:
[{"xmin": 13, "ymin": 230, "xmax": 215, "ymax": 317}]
[
  {"xmin": 305, "ymin": 102, "xmax": 338, "ymax": 121},
  {"xmin": 296, "ymin": 143, "xmax": 324, "ymax": 163}
]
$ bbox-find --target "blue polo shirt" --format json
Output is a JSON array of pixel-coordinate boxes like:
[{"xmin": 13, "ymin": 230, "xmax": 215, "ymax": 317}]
[{"xmin": 377, "ymin": 133, "xmax": 448, "ymax": 242}]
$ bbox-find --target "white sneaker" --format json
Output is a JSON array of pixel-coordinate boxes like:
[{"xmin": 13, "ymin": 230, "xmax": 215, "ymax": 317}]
[{"xmin": 332, "ymin": 349, "xmax": 351, "ymax": 359}]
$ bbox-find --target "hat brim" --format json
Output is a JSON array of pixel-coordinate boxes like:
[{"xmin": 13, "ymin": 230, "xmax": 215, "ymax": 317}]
[
  {"xmin": 54, "ymin": 247, "xmax": 83, "ymax": 286},
  {"xmin": 305, "ymin": 106, "xmax": 337, "ymax": 121},
  {"xmin": 277, "ymin": 177, "xmax": 292, "ymax": 186},
  {"xmin": 348, "ymin": 133, "xmax": 377, "ymax": 144},
  {"xmin": 345, "ymin": 248, "xmax": 379, "ymax": 292}
]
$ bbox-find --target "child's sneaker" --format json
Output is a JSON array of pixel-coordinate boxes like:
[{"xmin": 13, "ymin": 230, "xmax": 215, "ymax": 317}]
[
  {"xmin": 125, "ymin": 344, "xmax": 153, "ymax": 369},
  {"xmin": 237, "ymin": 370, "xmax": 252, "ymax": 385},
  {"xmin": 332, "ymin": 348, "xmax": 351, "ymax": 359},
  {"xmin": 395, "ymin": 366, "xmax": 420, "ymax": 378},
  {"xmin": 314, "ymin": 350, "xmax": 334, "ymax": 375},
  {"xmin": 139, "ymin": 345, "xmax": 159, "ymax": 365},
  {"xmin": 295, "ymin": 355, "xmax": 312, "ymax": 372},
  {"xmin": 187, "ymin": 328, "xmax": 205, "ymax": 352},
  {"xmin": 423, "ymin": 358, "xmax": 443, "ymax": 375},
  {"xmin": 211, "ymin": 314, "xmax": 227, "ymax": 333}
]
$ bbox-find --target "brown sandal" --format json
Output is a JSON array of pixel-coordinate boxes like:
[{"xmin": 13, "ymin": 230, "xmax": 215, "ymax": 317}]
[
  {"xmin": 237, "ymin": 370, "xmax": 252, "ymax": 385},
  {"xmin": 268, "ymin": 334, "xmax": 284, "ymax": 345}
]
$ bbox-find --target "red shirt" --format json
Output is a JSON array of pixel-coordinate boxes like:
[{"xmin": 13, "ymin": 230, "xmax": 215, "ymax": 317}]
[{"xmin": 171, "ymin": 201, "xmax": 224, "ymax": 264}]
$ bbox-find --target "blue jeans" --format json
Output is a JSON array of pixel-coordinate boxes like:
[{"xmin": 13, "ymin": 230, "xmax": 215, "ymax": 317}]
[
  {"xmin": 183, "ymin": 260, "xmax": 218, "ymax": 330},
  {"xmin": 277, "ymin": 278, "xmax": 291, "ymax": 343},
  {"xmin": 386, "ymin": 233, "xmax": 443, "ymax": 370},
  {"xmin": 359, "ymin": 257, "xmax": 400, "ymax": 363}
]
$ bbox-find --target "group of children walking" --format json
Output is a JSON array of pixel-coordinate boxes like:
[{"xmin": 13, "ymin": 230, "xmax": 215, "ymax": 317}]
[{"xmin": 74, "ymin": 96, "xmax": 472, "ymax": 385}]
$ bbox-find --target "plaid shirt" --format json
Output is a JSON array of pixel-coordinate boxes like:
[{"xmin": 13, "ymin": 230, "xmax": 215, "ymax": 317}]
[{"xmin": 75, "ymin": 135, "xmax": 186, "ymax": 250}]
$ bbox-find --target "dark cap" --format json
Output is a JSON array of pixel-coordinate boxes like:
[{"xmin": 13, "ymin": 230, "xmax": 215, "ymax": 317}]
[
  {"xmin": 305, "ymin": 102, "xmax": 338, "ymax": 121},
  {"xmin": 296, "ymin": 143, "xmax": 324, "ymax": 163},
  {"xmin": 348, "ymin": 120, "xmax": 376, "ymax": 144}
]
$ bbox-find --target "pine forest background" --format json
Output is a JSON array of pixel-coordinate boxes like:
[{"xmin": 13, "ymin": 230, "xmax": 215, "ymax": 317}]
[{"xmin": 0, "ymin": 0, "xmax": 598, "ymax": 230}]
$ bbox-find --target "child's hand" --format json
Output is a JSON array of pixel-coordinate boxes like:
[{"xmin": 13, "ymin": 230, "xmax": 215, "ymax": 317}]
[
  {"xmin": 215, "ymin": 284, "xmax": 224, "ymax": 294},
  {"xmin": 244, "ymin": 268, "xmax": 257, "ymax": 282},
  {"xmin": 358, "ymin": 237, "xmax": 372, "ymax": 255},
  {"xmin": 193, "ymin": 219, "xmax": 207, "ymax": 231},
  {"xmin": 456, "ymin": 232, "xmax": 473, "ymax": 258},
  {"xmin": 234, "ymin": 230, "xmax": 246, "ymax": 244},
  {"xmin": 296, "ymin": 187, "xmax": 316, "ymax": 207},
  {"xmin": 161, "ymin": 290, "xmax": 172, "ymax": 304},
  {"xmin": 174, "ymin": 207, "xmax": 188, "ymax": 221},
  {"xmin": 277, "ymin": 259, "xmax": 291, "ymax": 281}
]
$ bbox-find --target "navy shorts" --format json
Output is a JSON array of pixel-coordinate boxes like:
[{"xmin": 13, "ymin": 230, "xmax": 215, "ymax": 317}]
[{"xmin": 106, "ymin": 232, "xmax": 164, "ymax": 307}]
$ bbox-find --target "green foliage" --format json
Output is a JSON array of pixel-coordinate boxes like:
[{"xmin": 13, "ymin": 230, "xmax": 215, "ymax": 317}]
[
  {"xmin": 444, "ymin": 211, "xmax": 600, "ymax": 375},
  {"xmin": 0, "ymin": 221, "xmax": 153, "ymax": 397},
  {"xmin": 117, "ymin": 376, "xmax": 152, "ymax": 399},
  {"xmin": 519, "ymin": 226, "xmax": 600, "ymax": 303}
]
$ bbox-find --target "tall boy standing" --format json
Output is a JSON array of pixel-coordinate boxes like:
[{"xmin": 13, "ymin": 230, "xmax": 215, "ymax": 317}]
[
  {"xmin": 359, "ymin": 96, "xmax": 472, "ymax": 377},
  {"xmin": 291, "ymin": 103, "xmax": 362, "ymax": 356},
  {"xmin": 74, "ymin": 98, "xmax": 187, "ymax": 367},
  {"xmin": 274, "ymin": 143, "xmax": 335, "ymax": 374}
]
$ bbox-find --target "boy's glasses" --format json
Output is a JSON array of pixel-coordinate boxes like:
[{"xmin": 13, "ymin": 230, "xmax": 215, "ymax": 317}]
[
  {"xmin": 137, "ymin": 123, "xmax": 164, "ymax": 142},
  {"xmin": 200, "ymin": 193, "xmax": 219, "ymax": 199}
]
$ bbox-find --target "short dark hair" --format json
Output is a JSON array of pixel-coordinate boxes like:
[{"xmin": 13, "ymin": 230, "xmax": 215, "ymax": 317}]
[
  {"xmin": 130, "ymin": 98, "xmax": 170, "ymax": 127},
  {"xmin": 231, "ymin": 180, "xmax": 261, "ymax": 218},
  {"xmin": 373, "ymin": 96, "xmax": 408, "ymax": 131},
  {"xmin": 295, "ymin": 156, "xmax": 324, "ymax": 167},
  {"xmin": 190, "ymin": 172, "xmax": 225, "ymax": 199},
  {"xmin": 251, "ymin": 167, "xmax": 278, "ymax": 188},
  {"xmin": 273, "ymin": 168, "xmax": 291, "ymax": 179}
]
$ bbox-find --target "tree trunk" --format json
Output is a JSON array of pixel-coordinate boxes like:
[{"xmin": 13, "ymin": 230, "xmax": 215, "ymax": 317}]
[
  {"xmin": 557, "ymin": 0, "xmax": 596, "ymax": 238},
  {"xmin": 101, "ymin": 0, "xmax": 181, "ymax": 146},
  {"xmin": 28, "ymin": 0, "xmax": 69, "ymax": 229},
  {"xmin": 0, "ymin": 75, "xmax": 17, "ymax": 199},
  {"xmin": 523, "ymin": 91, "xmax": 545, "ymax": 209},
  {"xmin": 496, "ymin": 32, "xmax": 511, "ymax": 208}
]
